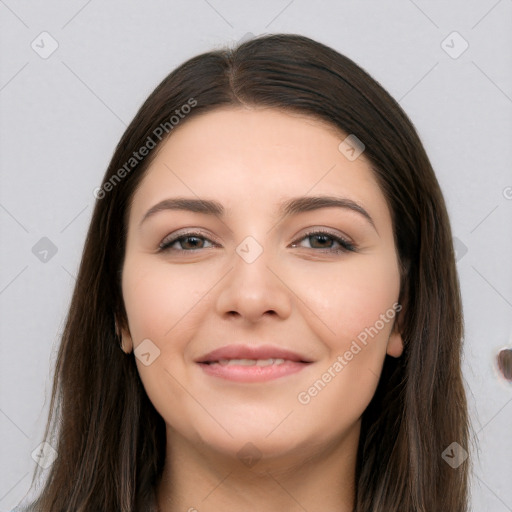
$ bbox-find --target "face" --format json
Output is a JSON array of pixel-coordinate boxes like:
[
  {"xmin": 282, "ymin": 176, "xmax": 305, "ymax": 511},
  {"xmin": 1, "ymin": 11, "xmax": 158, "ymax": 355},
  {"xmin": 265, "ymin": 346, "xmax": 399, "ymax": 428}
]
[{"xmin": 120, "ymin": 106, "xmax": 403, "ymax": 468}]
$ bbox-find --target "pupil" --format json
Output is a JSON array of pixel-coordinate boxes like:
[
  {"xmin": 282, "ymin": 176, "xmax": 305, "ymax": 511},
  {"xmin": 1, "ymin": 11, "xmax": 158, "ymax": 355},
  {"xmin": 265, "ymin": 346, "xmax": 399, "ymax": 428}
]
[
  {"xmin": 312, "ymin": 234, "xmax": 330, "ymax": 248},
  {"xmin": 185, "ymin": 236, "xmax": 202, "ymax": 249}
]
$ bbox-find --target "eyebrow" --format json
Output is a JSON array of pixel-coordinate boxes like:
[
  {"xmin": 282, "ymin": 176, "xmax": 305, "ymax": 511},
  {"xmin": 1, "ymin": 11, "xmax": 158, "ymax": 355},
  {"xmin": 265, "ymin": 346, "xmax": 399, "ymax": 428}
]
[{"xmin": 138, "ymin": 195, "xmax": 377, "ymax": 231}]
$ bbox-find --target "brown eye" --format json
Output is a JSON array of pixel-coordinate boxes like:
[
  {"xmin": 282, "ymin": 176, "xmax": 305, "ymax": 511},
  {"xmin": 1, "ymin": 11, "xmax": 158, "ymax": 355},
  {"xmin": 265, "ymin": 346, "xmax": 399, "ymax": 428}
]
[
  {"xmin": 159, "ymin": 232, "xmax": 216, "ymax": 252},
  {"xmin": 291, "ymin": 230, "xmax": 356, "ymax": 253}
]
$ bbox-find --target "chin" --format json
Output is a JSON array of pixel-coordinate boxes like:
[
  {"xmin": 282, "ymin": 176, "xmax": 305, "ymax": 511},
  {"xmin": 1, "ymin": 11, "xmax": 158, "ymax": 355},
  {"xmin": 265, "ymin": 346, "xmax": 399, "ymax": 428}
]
[{"xmin": 191, "ymin": 421, "xmax": 315, "ymax": 465}]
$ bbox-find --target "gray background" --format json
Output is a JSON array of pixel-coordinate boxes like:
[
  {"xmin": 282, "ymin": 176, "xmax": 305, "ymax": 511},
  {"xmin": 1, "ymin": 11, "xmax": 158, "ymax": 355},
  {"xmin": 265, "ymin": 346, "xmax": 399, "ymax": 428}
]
[{"xmin": 1, "ymin": 0, "xmax": 511, "ymax": 510}]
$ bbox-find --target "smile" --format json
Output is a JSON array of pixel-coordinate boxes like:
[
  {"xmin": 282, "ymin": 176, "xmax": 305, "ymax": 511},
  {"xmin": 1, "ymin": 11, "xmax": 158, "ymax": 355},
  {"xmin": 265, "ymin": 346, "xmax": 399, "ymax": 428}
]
[
  {"xmin": 197, "ymin": 358, "xmax": 312, "ymax": 382},
  {"xmin": 209, "ymin": 358, "xmax": 286, "ymax": 366}
]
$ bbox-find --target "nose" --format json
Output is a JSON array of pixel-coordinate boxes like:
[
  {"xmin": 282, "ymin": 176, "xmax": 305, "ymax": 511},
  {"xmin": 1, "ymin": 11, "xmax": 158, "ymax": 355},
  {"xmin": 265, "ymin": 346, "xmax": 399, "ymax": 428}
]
[{"xmin": 215, "ymin": 240, "xmax": 292, "ymax": 324}]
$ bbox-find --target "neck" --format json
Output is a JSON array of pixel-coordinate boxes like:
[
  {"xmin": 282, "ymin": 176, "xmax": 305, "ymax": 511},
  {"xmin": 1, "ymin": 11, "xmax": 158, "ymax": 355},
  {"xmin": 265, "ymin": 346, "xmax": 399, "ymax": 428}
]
[{"xmin": 155, "ymin": 424, "xmax": 359, "ymax": 512}]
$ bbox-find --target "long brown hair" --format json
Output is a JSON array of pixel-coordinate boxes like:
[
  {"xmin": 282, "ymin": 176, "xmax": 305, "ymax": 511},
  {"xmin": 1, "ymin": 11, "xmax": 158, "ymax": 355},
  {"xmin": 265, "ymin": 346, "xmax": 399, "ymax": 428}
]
[{"xmin": 18, "ymin": 33, "xmax": 471, "ymax": 511}]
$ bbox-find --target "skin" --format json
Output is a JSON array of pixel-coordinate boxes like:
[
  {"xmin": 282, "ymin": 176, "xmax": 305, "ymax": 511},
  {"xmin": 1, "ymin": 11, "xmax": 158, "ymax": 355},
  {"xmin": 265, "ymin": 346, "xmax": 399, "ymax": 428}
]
[{"xmin": 119, "ymin": 106, "xmax": 403, "ymax": 512}]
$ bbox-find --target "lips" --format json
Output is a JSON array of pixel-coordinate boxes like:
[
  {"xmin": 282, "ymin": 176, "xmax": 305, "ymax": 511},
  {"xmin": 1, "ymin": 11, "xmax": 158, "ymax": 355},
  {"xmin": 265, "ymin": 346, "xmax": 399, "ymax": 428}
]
[
  {"xmin": 195, "ymin": 344, "xmax": 314, "ymax": 382},
  {"xmin": 195, "ymin": 344, "xmax": 313, "ymax": 364}
]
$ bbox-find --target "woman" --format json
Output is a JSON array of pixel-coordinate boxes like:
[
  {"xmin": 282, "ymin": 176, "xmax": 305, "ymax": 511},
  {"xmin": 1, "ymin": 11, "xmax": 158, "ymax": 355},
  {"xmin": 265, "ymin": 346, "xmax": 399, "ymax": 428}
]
[{"xmin": 14, "ymin": 33, "xmax": 471, "ymax": 511}]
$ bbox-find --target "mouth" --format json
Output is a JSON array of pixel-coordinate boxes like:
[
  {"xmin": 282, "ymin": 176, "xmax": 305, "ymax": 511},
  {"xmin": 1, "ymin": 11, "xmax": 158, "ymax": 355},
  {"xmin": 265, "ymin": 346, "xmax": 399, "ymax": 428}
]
[
  {"xmin": 195, "ymin": 344, "xmax": 314, "ymax": 383},
  {"xmin": 201, "ymin": 358, "xmax": 299, "ymax": 366}
]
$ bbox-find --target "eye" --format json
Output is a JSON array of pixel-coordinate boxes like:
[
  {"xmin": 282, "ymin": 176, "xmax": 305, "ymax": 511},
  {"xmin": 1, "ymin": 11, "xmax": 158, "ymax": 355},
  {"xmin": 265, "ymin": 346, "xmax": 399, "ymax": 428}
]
[
  {"xmin": 290, "ymin": 230, "xmax": 356, "ymax": 253},
  {"xmin": 159, "ymin": 231, "xmax": 217, "ymax": 252},
  {"xmin": 158, "ymin": 229, "xmax": 356, "ymax": 254}
]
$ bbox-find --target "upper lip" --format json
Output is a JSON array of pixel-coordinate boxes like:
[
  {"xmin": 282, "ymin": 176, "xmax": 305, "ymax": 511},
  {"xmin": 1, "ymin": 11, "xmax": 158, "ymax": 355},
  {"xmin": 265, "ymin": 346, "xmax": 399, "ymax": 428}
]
[{"xmin": 195, "ymin": 344, "xmax": 314, "ymax": 363}]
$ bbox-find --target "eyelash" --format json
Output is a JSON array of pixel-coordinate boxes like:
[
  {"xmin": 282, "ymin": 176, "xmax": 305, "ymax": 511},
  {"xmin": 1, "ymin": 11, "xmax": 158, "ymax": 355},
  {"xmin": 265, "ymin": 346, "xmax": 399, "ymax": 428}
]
[{"xmin": 158, "ymin": 229, "xmax": 356, "ymax": 254}]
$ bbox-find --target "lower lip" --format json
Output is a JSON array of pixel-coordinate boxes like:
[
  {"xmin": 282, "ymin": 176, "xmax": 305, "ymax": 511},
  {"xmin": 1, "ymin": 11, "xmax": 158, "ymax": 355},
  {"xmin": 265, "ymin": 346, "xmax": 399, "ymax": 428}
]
[{"xmin": 197, "ymin": 361, "xmax": 310, "ymax": 382}]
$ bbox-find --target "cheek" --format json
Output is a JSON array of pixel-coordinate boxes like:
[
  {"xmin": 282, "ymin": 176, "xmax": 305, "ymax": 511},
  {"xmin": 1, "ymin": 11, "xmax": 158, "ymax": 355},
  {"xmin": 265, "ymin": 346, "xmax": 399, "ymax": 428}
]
[
  {"xmin": 294, "ymin": 261, "xmax": 400, "ymax": 434},
  {"xmin": 296, "ymin": 251, "xmax": 400, "ymax": 351},
  {"xmin": 122, "ymin": 260, "xmax": 212, "ymax": 433},
  {"xmin": 122, "ymin": 258, "xmax": 210, "ymax": 345}
]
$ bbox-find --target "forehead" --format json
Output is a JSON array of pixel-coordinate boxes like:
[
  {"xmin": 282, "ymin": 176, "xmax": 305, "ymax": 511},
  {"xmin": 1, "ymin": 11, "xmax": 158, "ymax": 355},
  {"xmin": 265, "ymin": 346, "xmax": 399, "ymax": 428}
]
[{"xmin": 128, "ymin": 107, "xmax": 391, "ymax": 229}]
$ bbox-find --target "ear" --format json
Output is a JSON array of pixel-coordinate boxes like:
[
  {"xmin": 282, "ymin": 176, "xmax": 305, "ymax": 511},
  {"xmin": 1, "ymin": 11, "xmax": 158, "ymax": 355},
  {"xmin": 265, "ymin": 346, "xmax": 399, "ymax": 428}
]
[
  {"xmin": 386, "ymin": 315, "xmax": 404, "ymax": 358},
  {"xmin": 115, "ymin": 317, "xmax": 133, "ymax": 354}
]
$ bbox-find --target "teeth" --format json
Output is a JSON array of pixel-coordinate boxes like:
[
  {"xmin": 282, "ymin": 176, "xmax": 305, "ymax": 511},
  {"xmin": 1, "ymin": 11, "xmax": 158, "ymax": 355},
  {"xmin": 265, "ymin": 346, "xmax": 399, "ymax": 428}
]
[
  {"xmin": 220, "ymin": 358, "xmax": 256, "ymax": 366},
  {"xmin": 257, "ymin": 358, "xmax": 285, "ymax": 366},
  {"xmin": 216, "ymin": 358, "xmax": 286, "ymax": 366}
]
